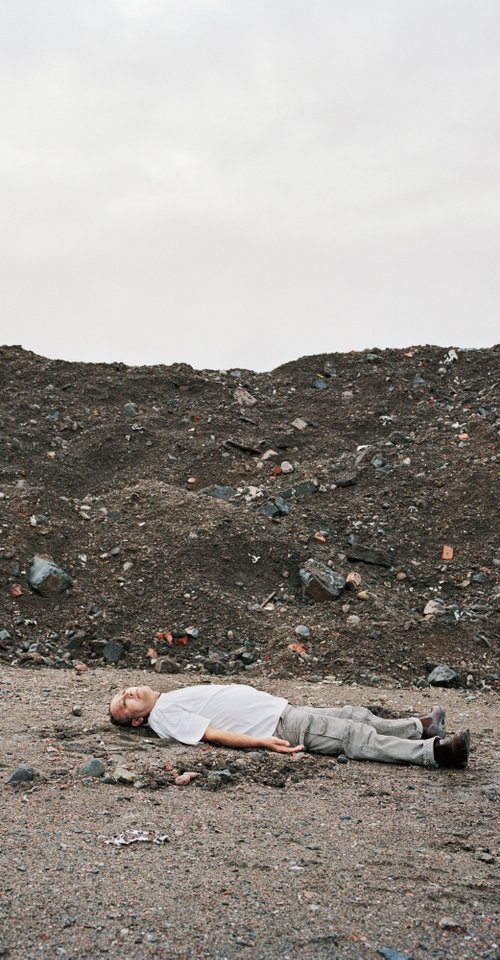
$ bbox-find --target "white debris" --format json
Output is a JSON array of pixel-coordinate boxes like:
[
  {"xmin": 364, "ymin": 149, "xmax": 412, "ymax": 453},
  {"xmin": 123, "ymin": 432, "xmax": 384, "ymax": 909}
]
[
  {"xmin": 234, "ymin": 386, "xmax": 257, "ymax": 407},
  {"xmin": 104, "ymin": 830, "xmax": 169, "ymax": 847}
]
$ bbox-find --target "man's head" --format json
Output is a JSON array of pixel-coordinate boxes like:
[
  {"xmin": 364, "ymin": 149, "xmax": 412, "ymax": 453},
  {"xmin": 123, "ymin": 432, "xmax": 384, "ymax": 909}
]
[{"xmin": 109, "ymin": 686, "xmax": 159, "ymax": 727}]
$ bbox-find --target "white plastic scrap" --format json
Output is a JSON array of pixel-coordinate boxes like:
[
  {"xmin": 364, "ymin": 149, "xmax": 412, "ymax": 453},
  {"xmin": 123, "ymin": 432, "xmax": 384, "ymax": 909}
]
[
  {"xmin": 104, "ymin": 830, "xmax": 169, "ymax": 847},
  {"xmin": 443, "ymin": 349, "xmax": 458, "ymax": 364}
]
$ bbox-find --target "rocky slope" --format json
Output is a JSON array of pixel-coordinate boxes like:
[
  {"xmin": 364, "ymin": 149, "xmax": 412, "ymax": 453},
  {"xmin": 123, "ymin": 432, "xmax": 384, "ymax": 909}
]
[{"xmin": 0, "ymin": 343, "xmax": 498, "ymax": 690}]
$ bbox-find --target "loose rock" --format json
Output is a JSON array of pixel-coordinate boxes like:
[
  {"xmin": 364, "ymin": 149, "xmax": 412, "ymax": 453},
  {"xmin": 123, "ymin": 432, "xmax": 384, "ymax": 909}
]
[
  {"xmin": 27, "ymin": 556, "xmax": 72, "ymax": 596},
  {"xmin": 79, "ymin": 758, "xmax": 105, "ymax": 778},
  {"xmin": 102, "ymin": 640, "xmax": 124, "ymax": 663},
  {"xmin": 5, "ymin": 764, "xmax": 36, "ymax": 785},
  {"xmin": 427, "ymin": 664, "xmax": 462, "ymax": 687},
  {"xmin": 299, "ymin": 559, "xmax": 346, "ymax": 602},
  {"xmin": 201, "ymin": 485, "xmax": 236, "ymax": 501},
  {"xmin": 346, "ymin": 543, "xmax": 392, "ymax": 568},
  {"xmin": 114, "ymin": 767, "xmax": 136, "ymax": 784}
]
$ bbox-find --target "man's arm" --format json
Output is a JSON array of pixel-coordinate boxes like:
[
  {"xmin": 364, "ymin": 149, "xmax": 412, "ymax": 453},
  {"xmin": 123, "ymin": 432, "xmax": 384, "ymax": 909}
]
[{"xmin": 202, "ymin": 724, "xmax": 304, "ymax": 754}]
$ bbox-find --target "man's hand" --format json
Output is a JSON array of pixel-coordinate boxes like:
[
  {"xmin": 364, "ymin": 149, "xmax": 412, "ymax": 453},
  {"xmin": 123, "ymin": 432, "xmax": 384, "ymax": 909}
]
[
  {"xmin": 202, "ymin": 725, "xmax": 304, "ymax": 753},
  {"xmin": 259, "ymin": 737, "xmax": 305, "ymax": 754}
]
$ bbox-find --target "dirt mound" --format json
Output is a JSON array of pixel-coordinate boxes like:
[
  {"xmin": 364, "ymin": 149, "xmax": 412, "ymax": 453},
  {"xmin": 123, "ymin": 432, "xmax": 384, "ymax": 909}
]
[{"xmin": 0, "ymin": 343, "xmax": 498, "ymax": 688}]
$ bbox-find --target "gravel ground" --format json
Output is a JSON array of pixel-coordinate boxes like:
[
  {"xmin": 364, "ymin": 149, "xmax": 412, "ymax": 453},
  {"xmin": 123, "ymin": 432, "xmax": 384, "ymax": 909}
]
[{"xmin": 1, "ymin": 667, "xmax": 498, "ymax": 960}]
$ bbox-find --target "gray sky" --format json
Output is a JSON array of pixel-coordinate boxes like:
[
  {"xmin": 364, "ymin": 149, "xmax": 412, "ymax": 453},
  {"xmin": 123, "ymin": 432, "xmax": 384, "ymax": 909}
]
[{"xmin": 1, "ymin": 0, "xmax": 499, "ymax": 371}]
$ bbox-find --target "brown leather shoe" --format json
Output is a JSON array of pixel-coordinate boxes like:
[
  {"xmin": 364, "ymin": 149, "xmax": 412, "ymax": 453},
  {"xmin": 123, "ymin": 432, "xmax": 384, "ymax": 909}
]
[
  {"xmin": 420, "ymin": 705, "xmax": 446, "ymax": 739},
  {"xmin": 434, "ymin": 730, "xmax": 470, "ymax": 768}
]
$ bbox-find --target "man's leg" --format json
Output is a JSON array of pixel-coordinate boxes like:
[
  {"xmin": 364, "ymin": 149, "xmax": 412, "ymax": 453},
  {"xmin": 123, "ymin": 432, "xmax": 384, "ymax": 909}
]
[
  {"xmin": 275, "ymin": 705, "xmax": 437, "ymax": 767},
  {"xmin": 303, "ymin": 705, "xmax": 424, "ymax": 740}
]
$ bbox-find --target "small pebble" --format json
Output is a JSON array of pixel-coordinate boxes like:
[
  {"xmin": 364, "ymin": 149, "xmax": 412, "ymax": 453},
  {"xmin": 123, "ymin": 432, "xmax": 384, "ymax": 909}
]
[
  {"xmin": 115, "ymin": 767, "xmax": 136, "ymax": 784},
  {"xmin": 79, "ymin": 759, "xmax": 105, "ymax": 778},
  {"xmin": 439, "ymin": 917, "xmax": 466, "ymax": 932}
]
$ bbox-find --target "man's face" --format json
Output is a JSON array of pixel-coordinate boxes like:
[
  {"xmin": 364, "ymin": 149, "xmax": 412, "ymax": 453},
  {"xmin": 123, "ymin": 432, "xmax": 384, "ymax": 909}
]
[{"xmin": 109, "ymin": 686, "xmax": 156, "ymax": 726}]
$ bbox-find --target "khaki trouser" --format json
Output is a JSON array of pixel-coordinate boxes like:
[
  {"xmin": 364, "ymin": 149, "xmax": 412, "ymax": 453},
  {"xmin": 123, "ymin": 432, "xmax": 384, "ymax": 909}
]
[{"xmin": 274, "ymin": 704, "xmax": 437, "ymax": 768}]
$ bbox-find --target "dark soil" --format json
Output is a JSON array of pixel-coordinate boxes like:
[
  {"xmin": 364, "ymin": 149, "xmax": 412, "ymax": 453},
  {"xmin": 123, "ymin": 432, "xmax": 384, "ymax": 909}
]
[{"xmin": 0, "ymin": 343, "xmax": 499, "ymax": 688}]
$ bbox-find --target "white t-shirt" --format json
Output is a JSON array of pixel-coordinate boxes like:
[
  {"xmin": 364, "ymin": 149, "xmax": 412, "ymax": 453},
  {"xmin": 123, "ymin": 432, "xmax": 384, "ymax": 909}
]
[{"xmin": 147, "ymin": 684, "xmax": 288, "ymax": 745}]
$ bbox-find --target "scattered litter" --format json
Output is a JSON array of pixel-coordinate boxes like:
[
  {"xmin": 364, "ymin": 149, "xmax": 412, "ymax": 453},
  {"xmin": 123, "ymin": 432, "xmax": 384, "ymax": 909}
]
[
  {"xmin": 223, "ymin": 438, "xmax": 262, "ymax": 455},
  {"xmin": 104, "ymin": 830, "xmax": 169, "ymax": 847},
  {"xmin": 442, "ymin": 545, "xmax": 454, "ymax": 560},
  {"xmin": 291, "ymin": 417, "xmax": 308, "ymax": 430},
  {"xmin": 288, "ymin": 642, "xmax": 306, "ymax": 655},
  {"xmin": 346, "ymin": 571, "xmax": 362, "ymax": 588},
  {"xmin": 260, "ymin": 590, "xmax": 277, "ymax": 608},
  {"xmin": 423, "ymin": 599, "xmax": 445, "ymax": 618},
  {"xmin": 234, "ymin": 386, "xmax": 257, "ymax": 407},
  {"xmin": 438, "ymin": 916, "xmax": 465, "ymax": 932}
]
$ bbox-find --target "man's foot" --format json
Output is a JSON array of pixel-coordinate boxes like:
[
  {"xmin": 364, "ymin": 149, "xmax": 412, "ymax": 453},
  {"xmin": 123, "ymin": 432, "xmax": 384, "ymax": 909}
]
[
  {"xmin": 420, "ymin": 705, "xmax": 446, "ymax": 739},
  {"xmin": 434, "ymin": 730, "xmax": 470, "ymax": 768}
]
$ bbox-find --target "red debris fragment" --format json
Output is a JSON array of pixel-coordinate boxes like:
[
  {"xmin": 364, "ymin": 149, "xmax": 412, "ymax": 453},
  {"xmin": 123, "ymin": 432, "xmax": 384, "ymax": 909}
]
[
  {"xmin": 288, "ymin": 642, "xmax": 306, "ymax": 654},
  {"xmin": 10, "ymin": 584, "xmax": 22, "ymax": 597},
  {"xmin": 173, "ymin": 635, "xmax": 188, "ymax": 646},
  {"xmin": 442, "ymin": 545, "xmax": 454, "ymax": 561}
]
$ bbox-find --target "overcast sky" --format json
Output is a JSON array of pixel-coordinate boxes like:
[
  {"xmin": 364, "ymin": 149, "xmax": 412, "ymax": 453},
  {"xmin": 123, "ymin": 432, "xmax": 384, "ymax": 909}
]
[{"xmin": 1, "ymin": 0, "xmax": 499, "ymax": 371}]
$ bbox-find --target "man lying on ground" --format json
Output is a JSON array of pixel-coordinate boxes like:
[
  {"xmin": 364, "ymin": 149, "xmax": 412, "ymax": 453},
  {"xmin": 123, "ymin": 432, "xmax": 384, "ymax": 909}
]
[{"xmin": 109, "ymin": 683, "xmax": 470, "ymax": 769}]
